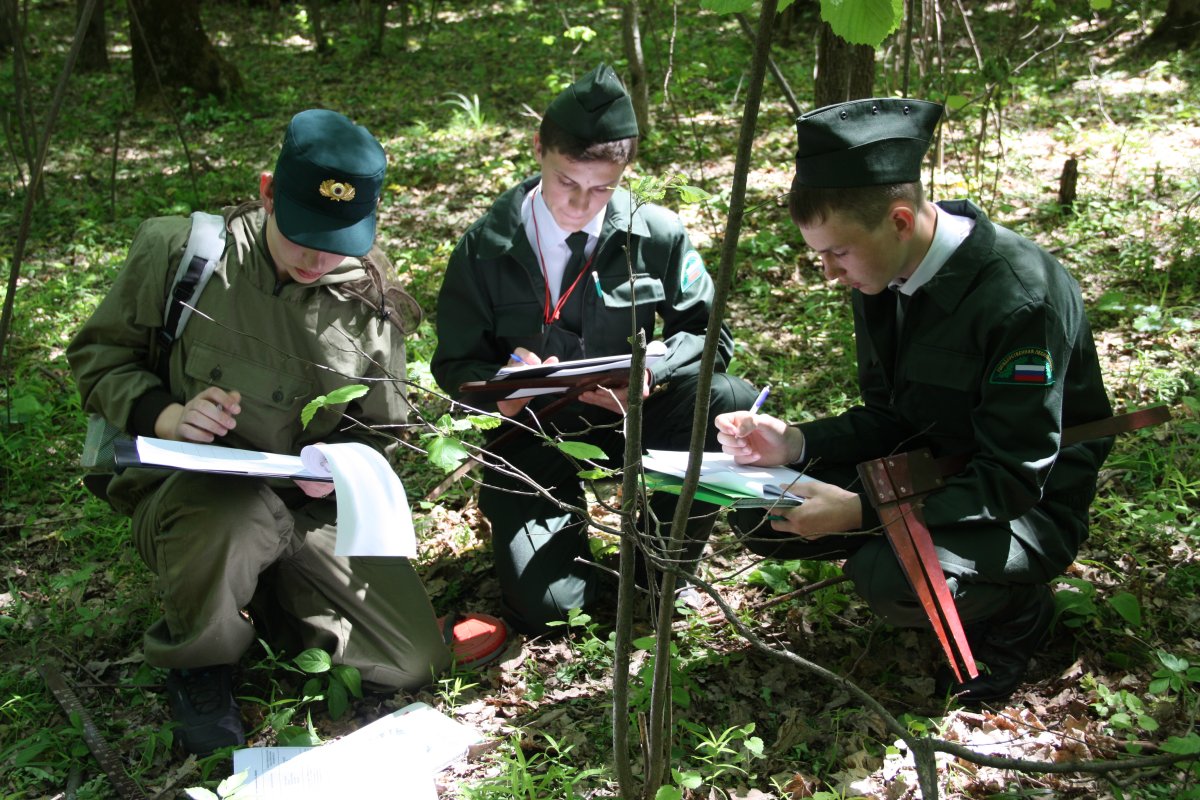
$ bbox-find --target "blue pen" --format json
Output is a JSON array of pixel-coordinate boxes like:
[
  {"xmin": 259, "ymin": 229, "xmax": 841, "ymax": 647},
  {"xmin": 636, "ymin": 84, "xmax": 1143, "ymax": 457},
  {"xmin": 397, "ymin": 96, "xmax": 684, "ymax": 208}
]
[
  {"xmin": 750, "ymin": 384, "xmax": 771, "ymax": 415},
  {"xmin": 592, "ymin": 271, "xmax": 603, "ymax": 298},
  {"xmin": 509, "ymin": 352, "xmax": 530, "ymax": 365}
]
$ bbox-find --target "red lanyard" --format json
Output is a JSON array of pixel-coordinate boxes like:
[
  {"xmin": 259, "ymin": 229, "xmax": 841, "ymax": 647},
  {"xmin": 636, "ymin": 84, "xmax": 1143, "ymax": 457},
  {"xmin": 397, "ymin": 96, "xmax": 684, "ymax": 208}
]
[{"xmin": 531, "ymin": 188, "xmax": 595, "ymax": 325}]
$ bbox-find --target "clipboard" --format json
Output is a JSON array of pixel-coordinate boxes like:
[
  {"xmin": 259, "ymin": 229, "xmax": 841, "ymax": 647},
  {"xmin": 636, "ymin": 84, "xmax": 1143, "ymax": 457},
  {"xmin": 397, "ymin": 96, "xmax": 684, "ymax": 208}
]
[
  {"xmin": 458, "ymin": 343, "xmax": 667, "ymax": 404},
  {"xmin": 458, "ymin": 367, "xmax": 634, "ymax": 404},
  {"xmin": 113, "ymin": 437, "xmax": 334, "ymax": 482}
]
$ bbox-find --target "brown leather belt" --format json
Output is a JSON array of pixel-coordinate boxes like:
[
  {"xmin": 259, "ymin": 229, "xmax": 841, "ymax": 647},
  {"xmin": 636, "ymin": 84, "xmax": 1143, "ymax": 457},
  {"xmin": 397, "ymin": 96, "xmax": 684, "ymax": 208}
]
[{"xmin": 855, "ymin": 405, "xmax": 1172, "ymax": 681}]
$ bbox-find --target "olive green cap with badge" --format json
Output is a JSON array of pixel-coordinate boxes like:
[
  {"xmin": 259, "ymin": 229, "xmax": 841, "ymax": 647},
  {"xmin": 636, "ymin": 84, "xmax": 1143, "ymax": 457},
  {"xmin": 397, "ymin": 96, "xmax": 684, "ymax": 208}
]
[
  {"xmin": 794, "ymin": 97, "xmax": 943, "ymax": 188},
  {"xmin": 544, "ymin": 63, "xmax": 639, "ymax": 143},
  {"xmin": 272, "ymin": 109, "xmax": 386, "ymax": 258}
]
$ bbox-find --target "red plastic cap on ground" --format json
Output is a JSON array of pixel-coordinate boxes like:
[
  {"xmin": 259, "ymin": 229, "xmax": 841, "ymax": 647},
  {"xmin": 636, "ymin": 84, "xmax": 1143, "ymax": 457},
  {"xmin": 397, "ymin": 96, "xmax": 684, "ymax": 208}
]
[{"xmin": 446, "ymin": 612, "xmax": 508, "ymax": 668}]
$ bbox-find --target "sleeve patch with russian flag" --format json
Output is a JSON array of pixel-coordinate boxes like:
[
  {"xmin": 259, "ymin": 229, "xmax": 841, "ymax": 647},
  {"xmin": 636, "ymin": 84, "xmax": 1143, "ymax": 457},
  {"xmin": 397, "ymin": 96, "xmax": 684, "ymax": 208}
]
[
  {"xmin": 990, "ymin": 347, "xmax": 1054, "ymax": 386},
  {"xmin": 680, "ymin": 250, "xmax": 705, "ymax": 293}
]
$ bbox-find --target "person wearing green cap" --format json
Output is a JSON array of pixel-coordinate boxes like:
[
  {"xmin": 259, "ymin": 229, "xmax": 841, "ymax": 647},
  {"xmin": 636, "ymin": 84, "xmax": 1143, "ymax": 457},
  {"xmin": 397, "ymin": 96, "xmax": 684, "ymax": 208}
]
[
  {"xmin": 433, "ymin": 64, "xmax": 758, "ymax": 635},
  {"xmin": 68, "ymin": 109, "xmax": 506, "ymax": 757},
  {"xmin": 716, "ymin": 97, "xmax": 1112, "ymax": 704}
]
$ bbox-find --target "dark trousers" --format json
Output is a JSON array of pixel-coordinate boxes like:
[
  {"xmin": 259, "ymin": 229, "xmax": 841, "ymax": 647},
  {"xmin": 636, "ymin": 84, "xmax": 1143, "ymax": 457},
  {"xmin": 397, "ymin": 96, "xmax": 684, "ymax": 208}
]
[
  {"xmin": 480, "ymin": 372, "xmax": 758, "ymax": 634},
  {"xmin": 733, "ymin": 462, "xmax": 1080, "ymax": 629}
]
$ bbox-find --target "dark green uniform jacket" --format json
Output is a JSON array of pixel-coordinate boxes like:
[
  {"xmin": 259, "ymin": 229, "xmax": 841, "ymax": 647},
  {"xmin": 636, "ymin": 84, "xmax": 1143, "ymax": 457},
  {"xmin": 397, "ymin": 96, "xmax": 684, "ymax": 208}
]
[
  {"xmin": 799, "ymin": 200, "xmax": 1113, "ymax": 555},
  {"xmin": 432, "ymin": 176, "xmax": 735, "ymax": 401},
  {"xmin": 431, "ymin": 176, "xmax": 757, "ymax": 633}
]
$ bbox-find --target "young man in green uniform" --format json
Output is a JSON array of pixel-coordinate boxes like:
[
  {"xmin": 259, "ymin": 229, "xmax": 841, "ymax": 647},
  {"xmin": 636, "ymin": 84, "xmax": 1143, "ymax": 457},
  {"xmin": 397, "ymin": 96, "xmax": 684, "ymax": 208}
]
[
  {"xmin": 433, "ymin": 64, "xmax": 758, "ymax": 634},
  {"xmin": 716, "ymin": 98, "xmax": 1113, "ymax": 703},
  {"xmin": 69, "ymin": 110, "xmax": 503, "ymax": 756}
]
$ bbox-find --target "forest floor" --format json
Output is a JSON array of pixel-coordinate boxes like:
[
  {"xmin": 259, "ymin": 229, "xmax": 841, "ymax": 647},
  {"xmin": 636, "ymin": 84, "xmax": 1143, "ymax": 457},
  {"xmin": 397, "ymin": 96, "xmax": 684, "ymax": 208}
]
[{"xmin": 2, "ymin": 2, "xmax": 1199, "ymax": 799}]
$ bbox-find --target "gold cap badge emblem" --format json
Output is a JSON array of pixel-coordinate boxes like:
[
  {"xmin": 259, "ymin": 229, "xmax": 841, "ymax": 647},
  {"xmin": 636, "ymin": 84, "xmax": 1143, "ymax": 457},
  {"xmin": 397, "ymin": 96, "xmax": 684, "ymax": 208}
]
[{"xmin": 319, "ymin": 179, "xmax": 356, "ymax": 202}]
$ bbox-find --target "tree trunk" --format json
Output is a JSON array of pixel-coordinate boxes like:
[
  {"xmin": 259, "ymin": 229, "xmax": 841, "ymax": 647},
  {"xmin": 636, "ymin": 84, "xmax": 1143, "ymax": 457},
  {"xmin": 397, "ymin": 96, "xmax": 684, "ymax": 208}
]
[
  {"xmin": 306, "ymin": 0, "xmax": 332, "ymax": 54},
  {"xmin": 0, "ymin": 0, "xmax": 13, "ymax": 53},
  {"xmin": 637, "ymin": 1, "xmax": 780, "ymax": 796},
  {"xmin": 126, "ymin": 0, "xmax": 241, "ymax": 108},
  {"xmin": 77, "ymin": 0, "xmax": 108, "ymax": 72},
  {"xmin": 3, "ymin": 0, "xmax": 38, "ymax": 196},
  {"xmin": 622, "ymin": 0, "xmax": 651, "ymax": 134},
  {"xmin": 1144, "ymin": 0, "xmax": 1200, "ymax": 50},
  {"xmin": 370, "ymin": 0, "xmax": 388, "ymax": 56},
  {"xmin": 813, "ymin": 20, "xmax": 876, "ymax": 107}
]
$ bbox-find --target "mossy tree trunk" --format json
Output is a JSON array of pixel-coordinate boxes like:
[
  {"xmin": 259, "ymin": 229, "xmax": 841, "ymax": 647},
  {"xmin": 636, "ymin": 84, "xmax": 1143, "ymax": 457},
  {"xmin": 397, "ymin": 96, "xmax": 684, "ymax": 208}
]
[{"xmin": 126, "ymin": 0, "xmax": 242, "ymax": 108}]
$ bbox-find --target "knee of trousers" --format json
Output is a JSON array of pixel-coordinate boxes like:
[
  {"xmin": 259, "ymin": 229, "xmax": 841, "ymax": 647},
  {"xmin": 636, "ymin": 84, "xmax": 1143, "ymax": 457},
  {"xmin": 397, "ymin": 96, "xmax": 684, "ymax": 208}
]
[
  {"xmin": 706, "ymin": 372, "xmax": 761, "ymax": 415},
  {"xmin": 132, "ymin": 472, "xmax": 294, "ymax": 572},
  {"xmin": 843, "ymin": 539, "xmax": 931, "ymax": 628}
]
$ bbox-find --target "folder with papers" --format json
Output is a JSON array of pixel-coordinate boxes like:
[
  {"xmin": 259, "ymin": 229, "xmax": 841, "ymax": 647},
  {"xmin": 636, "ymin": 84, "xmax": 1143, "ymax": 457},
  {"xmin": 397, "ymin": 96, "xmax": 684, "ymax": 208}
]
[{"xmin": 641, "ymin": 450, "xmax": 809, "ymax": 509}]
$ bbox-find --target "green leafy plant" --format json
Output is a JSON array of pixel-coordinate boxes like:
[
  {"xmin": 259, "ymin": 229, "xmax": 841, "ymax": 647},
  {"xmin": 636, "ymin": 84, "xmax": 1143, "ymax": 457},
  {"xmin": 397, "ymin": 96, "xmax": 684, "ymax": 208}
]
[
  {"xmin": 670, "ymin": 721, "xmax": 765, "ymax": 794},
  {"xmin": 1086, "ymin": 676, "xmax": 1161, "ymax": 746},
  {"xmin": 289, "ymin": 648, "xmax": 363, "ymax": 722},
  {"xmin": 443, "ymin": 92, "xmax": 486, "ymax": 131},
  {"xmin": 1148, "ymin": 649, "xmax": 1200, "ymax": 714},
  {"xmin": 301, "ymin": 384, "xmax": 369, "ymax": 429},
  {"xmin": 461, "ymin": 732, "xmax": 606, "ymax": 799},
  {"xmin": 246, "ymin": 642, "xmax": 362, "ymax": 743},
  {"xmin": 436, "ymin": 674, "xmax": 479, "ymax": 710},
  {"xmin": 184, "ymin": 771, "xmax": 251, "ymax": 800},
  {"xmin": 1054, "ymin": 577, "xmax": 1101, "ymax": 628},
  {"xmin": 546, "ymin": 607, "xmax": 614, "ymax": 681},
  {"xmin": 421, "ymin": 412, "xmax": 501, "ymax": 471}
]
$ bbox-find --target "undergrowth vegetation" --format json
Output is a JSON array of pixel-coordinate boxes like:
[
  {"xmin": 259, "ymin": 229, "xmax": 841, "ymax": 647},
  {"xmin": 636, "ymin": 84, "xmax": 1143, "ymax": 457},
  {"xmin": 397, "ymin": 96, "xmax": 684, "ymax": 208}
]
[{"xmin": 2, "ymin": 1, "xmax": 1198, "ymax": 798}]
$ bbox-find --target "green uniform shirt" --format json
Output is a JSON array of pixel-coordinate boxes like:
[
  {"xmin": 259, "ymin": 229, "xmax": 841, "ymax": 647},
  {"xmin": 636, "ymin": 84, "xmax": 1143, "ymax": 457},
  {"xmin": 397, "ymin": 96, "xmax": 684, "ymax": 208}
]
[
  {"xmin": 68, "ymin": 207, "xmax": 410, "ymax": 514},
  {"xmin": 800, "ymin": 200, "xmax": 1112, "ymax": 548},
  {"xmin": 432, "ymin": 177, "xmax": 736, "ymax": 403}
]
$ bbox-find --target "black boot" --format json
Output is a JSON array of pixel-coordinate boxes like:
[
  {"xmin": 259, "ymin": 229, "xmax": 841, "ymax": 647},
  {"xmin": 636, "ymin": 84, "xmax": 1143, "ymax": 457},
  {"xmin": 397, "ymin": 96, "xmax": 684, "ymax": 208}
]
[
  {"xmin": 165, "ymin": 665, "xmax": 245, "ymax": 756},
  {"xmin": 937, "ymin": 583, "xmax": 1055, "ymax": 705}
]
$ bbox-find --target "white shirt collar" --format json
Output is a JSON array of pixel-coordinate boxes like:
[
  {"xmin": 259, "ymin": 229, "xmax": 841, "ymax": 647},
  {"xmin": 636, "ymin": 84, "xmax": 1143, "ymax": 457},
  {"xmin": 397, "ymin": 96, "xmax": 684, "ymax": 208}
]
[
  {"xmin": 523, "ymin": 184, "xmax": 605, "ymax": 252},
  {"xmin": 893, "ymin": 204, "xmax": 974, "ymax": 295},
  {"xmin": 522, "ymin": 183, "xmax": 605, "ymax": 304}
]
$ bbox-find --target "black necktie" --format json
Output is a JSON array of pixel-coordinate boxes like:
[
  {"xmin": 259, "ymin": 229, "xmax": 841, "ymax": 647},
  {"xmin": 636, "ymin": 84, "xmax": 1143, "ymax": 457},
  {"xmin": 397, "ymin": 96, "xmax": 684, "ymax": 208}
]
[
  {"xmin": 894, "ymin": 287, "xmax": 912, "ymax": 331},
  {"xmin": 557, "ymin": 231, "xmax": 590, "ymax": 331}
]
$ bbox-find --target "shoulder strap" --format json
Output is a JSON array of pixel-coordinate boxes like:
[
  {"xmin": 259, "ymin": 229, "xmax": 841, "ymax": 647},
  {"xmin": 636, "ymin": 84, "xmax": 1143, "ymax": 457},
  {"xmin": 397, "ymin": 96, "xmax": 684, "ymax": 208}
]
[{"xmin": 157, "ymin": 211, "xmax": 227, "ymax": 359}]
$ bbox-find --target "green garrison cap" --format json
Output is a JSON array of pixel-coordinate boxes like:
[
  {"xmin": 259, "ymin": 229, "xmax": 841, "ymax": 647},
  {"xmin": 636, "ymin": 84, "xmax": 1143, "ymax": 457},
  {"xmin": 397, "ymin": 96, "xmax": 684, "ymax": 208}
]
[
  {"xmin": 544, "ymin": 63, "xmax": 639, "ymax": 142},
  {"xmin": 272, "ymin": 109, "xmax": 386, "ymax": 257},
  {"xmin": 794, "ymin": 98, "xmax": 943, "ymax": 188}
]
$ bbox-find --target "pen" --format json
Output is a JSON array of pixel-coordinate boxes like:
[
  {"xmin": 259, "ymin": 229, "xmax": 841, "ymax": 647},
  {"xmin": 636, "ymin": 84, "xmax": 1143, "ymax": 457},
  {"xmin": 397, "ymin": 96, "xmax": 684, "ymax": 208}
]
[
  {"xmin": 509, "ymin": 352, "xmax": 530, "ymax": 365},
  {"xmin": 749, "ymin": 384, "xmax": 771, "ymax": 415},
  {"xmin": 592, "ymin": 271, "xmax": 603, "ymax": 298}
]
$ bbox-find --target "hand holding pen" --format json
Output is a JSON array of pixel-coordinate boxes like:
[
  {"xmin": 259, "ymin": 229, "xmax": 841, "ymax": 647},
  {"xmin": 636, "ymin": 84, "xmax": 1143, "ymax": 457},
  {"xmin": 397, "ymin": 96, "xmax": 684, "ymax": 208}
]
[
  {"xmin": 498, "ymin": 348, "xmax": 558, "ymax": 417},
  {"xmin": 750, "ymin": 384, "xmax": 770, "ymax": 415},
  {"xmin": 713, "ymin": 384, "xmax": 803, "ymax": 467}
]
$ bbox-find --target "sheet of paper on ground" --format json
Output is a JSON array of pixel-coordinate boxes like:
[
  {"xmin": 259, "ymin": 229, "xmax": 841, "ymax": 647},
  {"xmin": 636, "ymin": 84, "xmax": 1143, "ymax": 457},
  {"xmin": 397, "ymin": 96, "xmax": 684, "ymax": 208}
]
[{"xmin": 231, "ymin": 702, "xmax": 484, "ymax": 799}]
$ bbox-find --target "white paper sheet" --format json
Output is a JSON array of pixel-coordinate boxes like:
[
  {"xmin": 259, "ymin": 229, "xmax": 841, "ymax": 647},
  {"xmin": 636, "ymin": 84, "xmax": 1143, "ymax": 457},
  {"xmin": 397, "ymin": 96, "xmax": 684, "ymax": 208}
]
[
  {"xmin": 300, "ymin": 442, "xmax": 416, "ymax": 558},
  {"xmin": 132, "ymin": 438, "xmax": 416, "ymax": 557},
  {"xmin": 134, "ymin": 437, "xmax": 324, "ymax": 479},
  {"xmin": 230, "ymin": 702, "xmax": 483, "ymax": 800},
  {"xmin": 229, "ymin": 737, "xmax": 433, "ymax": 800}
]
